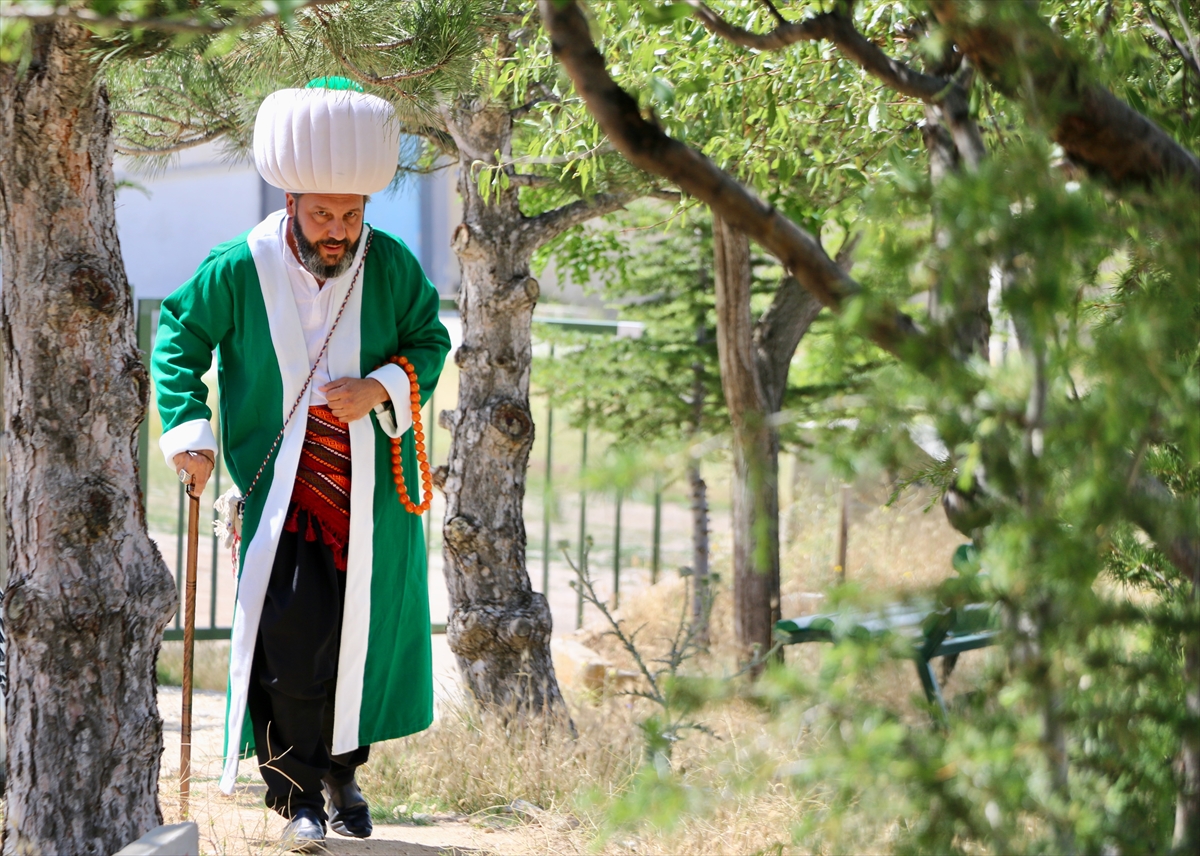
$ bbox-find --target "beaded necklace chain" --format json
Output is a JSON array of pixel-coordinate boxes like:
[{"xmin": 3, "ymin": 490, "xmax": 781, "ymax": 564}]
[{"xmin": 383, "ymin": 355, "xmax": 433, "ymax": 514}]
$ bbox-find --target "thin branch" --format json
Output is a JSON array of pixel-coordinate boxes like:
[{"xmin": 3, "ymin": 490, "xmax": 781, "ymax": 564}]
[
  {"xmin": 0, "ymin": 0, "xmax": 342, "ymax": 34},
  {"xmin": 539, "ymin": 0, "xmax": 924, "ymax": 358},
  {"xmin": 1170, "ymin": 0, "xmax": 1200, "ymax": 73},
  {"xmin": 759, "ymin": 0, "xmax": 788, "ymax": 27},
  {"xmin": 517, "ymin": 189, "xmax": 642, "ymax": 255},
  {"xmin": 114, "ymin": 130, "xmax": 227, "ymax": 156},
  {"xmin": 361, "ymin": 36, "xmax": 417, "ymax": 51},
  {"xmin": 835, "ymin": 231, "xmax": 862, "ymax": 272},
  {"xmin": 397, "ymin": 160, "xmax": 458, "ymax": 177},
  {"xmin": 689, "ymin": 0, "xmax": 982, "ymax": 167},
  {"xmin": 114, "ymin": 110, "xmax": 194, "ymax": 129},
  {"xmin": 562, "ymin": 542, "xmax": 664, "ymax": 703},
  {"xmin": 506, "ymin": 172, "xmax": 557, "ymax": 188},
  {"xmin": 1147, "ymin": 10, "xmax": 1200, "ymax": 79},
  {"xmin": 512, "ymin": 81, "xmax": 560, "ymax": 118},
  {"xmin": 687, "ymin": 1, "xmax": 951, "ymax": 101}
]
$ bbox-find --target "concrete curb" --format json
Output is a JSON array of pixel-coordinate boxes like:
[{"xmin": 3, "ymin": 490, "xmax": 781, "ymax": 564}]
[{"xmin": 113, "ymin": 822, "xmax": 200, "ymax": 856}]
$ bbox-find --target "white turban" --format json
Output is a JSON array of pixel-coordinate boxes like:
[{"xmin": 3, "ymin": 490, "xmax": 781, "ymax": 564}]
[{"xmin": 253, "ymin": 80, "xmax": 400, "ymax": 196}]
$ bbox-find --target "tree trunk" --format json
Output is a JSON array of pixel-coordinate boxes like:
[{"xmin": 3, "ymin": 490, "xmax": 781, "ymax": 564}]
[
  {"xmin": 0, "ymin": 21, "xmax": 178, "ymax": 854},
  {"xmin": 730, "ymin": 422, "xmax": 781, "ymax": 662},
  {"xmin": 436, "ymin": 100, "xmax": 566, "ymax": 716},
  {"xmin": 712, "ymin": 217, "xmax": 781, "ymax": 661}
]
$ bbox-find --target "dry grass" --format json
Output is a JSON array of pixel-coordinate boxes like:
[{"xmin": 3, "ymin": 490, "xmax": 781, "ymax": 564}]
[
  {"xmin": 141, "ymin": 468, "xmax": 986, "ymax": 854},
  {"xmin": 365, "ymin": 697, "xmax": 643, "ymax": 818},
  {"xmin": 365, "ymin": 689, "xmax": 831, "ymax": 854},
  {"xmin": 350, "ymin": 470, "xmax": 992, "ymax": 854},
  {"xmin": 158, "ymin": 640, "xmax": 231, "ymax": 693}
]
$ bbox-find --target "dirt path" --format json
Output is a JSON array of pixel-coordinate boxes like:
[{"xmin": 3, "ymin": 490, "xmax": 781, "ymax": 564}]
[{"xmin": 158, "ymin": 686, "xmax": 564, "ymax": 855}]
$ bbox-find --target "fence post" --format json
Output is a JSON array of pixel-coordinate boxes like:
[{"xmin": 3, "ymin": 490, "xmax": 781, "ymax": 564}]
[
  {"xmin": 835, "ymin": 484, "xmax": 849, "ymax": 583},
  {"xmin": 541, "ymin": 395, "xmax": 553, "ymax": 596},
  {"xmin": 651, "ymin": 480, "xmax": 662, "ymax": 585},
  {"xmin": 576, "ymin": 423, "xmax": 588, "ymax": 630},
  {"xmin": 135, "ymin": 299, "xmax": 158, "ymax": 502},
  {"xmin": 612, "ymin": 487, "xmax": 622, "ymax": 609}
]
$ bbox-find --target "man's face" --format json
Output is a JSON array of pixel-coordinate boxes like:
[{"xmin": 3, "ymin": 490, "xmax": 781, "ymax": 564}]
[{"xmin": 286, "ymin": 192, "xmax": 366, "ymax": 276}]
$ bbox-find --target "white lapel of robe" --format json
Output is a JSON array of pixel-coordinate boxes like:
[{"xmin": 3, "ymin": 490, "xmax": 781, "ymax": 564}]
[{"xmin": 218, "ymin": 213, "xmax": 373, "ymax": 791}]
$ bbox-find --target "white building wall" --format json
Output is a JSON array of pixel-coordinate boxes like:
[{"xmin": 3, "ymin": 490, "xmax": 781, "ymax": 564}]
[
  {"xmin": 115, "ymin": 142, "xmax": 460, "ymax": 303},
  {"xmin": 115, "ymin": 146, "xmax": 263, "ymax": 301}
]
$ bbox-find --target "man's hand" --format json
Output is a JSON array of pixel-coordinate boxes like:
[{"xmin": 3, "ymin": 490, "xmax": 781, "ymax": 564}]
[
  {"xmin": 322, "ymin": 377, "xmax": 389, "ymax": 423},
  {"xmin": 173, "ymin": 450, "xmax": 215, "ymax": 496}
]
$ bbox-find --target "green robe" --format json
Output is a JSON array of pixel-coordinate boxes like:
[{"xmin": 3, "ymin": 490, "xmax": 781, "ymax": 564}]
[{"xmin": 152, "ymin": 211, "xmax": 451, "ymax": 794}]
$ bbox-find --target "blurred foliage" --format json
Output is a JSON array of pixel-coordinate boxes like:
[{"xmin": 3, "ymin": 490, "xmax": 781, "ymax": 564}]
[{"xmin": 536, "ymin": 0, "xmax": 1200, "ymax": 853}]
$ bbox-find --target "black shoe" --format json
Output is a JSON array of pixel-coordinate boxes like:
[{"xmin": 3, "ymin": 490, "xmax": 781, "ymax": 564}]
[
  {"xmin": 281, "ymin": 806, "xmax": 326, "ymax": 852},
  {"xmin": 325, "ymin": 778, "xmax": 373, "ymax": 839}
]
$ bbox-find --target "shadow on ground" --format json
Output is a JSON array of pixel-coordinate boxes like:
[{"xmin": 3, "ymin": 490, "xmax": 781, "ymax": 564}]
[{"xmin": 321, "ymin": 838, "xmax": 481, "ymax": 855}]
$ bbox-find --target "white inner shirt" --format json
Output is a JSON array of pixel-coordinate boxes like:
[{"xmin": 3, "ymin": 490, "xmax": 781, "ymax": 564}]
[{"xmin": 279, "ymin": 216, "xmax": 353, "ymax": 406}]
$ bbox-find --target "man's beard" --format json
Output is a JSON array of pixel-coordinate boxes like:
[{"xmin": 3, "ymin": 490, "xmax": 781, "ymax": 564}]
[{"xmin": 291, "ymin": 215, "xmax": 361, "ymax": 280}]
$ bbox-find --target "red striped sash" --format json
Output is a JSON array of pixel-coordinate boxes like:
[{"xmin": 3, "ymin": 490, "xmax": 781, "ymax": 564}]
[{"xmin": 286, "ymin": 405, "xmax": 351, "ymax": 570}]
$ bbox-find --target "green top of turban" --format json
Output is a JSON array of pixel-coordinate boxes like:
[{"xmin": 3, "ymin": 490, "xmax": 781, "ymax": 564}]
[{"xmin": 305, "ymin": 76, "xmax": 365, "ymax": 93}]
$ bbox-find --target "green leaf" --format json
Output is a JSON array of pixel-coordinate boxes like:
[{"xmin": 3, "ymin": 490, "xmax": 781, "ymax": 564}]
[
  {"xmin": 649, "ymin": 75, "xmax": 676, "ymax": 107},
  {"xmin": 641, "ymin": 2, "xmax": 695, "ymax": 25}
]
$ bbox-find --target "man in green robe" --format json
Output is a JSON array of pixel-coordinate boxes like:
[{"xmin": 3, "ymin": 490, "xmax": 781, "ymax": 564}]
[{"xmin": 152, "ymin": 80, "xmax": 450, "ymax": 848}]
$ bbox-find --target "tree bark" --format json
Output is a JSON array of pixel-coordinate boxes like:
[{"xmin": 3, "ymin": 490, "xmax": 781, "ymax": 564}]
[
  {"xmin": 433, "ymin": 31, "xmax": 643, "ymax": 710},
  {"xmin": 929, "ymin": 0, "xmax": 1200, "ymax": 192},
  {"xmin": 712, "ymin": 217, "xmax": 780, "ymax": 661},
  {"xmin": 711, "ymin": 216, "xmax": 822, "ymax": 662},
  {"xmin": 436, "ymin": 97, "xmax": 566, "ymax": 716},
  {"xmin": 0, "ymin": 21, "xmax": 178, "ymax": 854}
]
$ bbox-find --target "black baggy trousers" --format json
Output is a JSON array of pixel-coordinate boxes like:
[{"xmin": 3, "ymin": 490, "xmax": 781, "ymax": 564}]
[{"xmin": 247, "ymin": 509, "xmax": 370, "ymax": 820}]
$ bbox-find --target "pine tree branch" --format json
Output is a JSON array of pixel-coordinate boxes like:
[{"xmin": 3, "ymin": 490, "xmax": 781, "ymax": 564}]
[
  {"xmin": 113, "ymin": 110, "xmax": 194, "ymax": 129},
  {"xmin": 0, "ymin": 0, "xmax": 344, "ymax": 34},
  {"xmin": 1125, "ymin": 473, "xmax": 1200, "ymax": 589},
  {"xmin": 928, "ymin": 0, "xmax": 1200, "ymax": 190},
  {"xmin": 361, "ymin": 36, "xmax": 417, "ymax": 51},
  {"xmin": 539, "ymin": 0, "xmax": 924, "ymax": 358},
  {"xmin": 114, "ymin": 130, "xmax": 227, "ymax": 156},
  {"xmin": 314, "ymin": 23, "xmax": 452, "ymax": 91}
]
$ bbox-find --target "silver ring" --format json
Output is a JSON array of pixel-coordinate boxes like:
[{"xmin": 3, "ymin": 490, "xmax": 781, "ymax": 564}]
[{"xmin": 177, "ymin": 468, "xmax": 193, "ymax": 484}]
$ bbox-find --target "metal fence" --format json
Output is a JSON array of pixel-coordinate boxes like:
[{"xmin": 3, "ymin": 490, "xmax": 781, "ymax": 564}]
[{"xmin": 138, "ymin": 299, "xmax": 701, "ymax": 643}]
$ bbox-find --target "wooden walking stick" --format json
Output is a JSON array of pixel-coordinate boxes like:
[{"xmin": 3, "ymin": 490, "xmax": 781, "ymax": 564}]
[{"xmin": 180, "ymin": 481, "xmax": 201, "ymax": 818}]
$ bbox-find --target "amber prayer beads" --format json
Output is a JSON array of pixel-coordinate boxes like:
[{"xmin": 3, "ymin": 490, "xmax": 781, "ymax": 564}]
[{"xmin": 384, "ymin": 355, "xmax": 433, "ymax": 514}]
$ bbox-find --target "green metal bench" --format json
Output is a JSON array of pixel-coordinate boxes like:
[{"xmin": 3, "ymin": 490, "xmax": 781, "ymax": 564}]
[{"xmin": 774, "ymin": 601, "xmax": 1000, "ymax": 721}]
